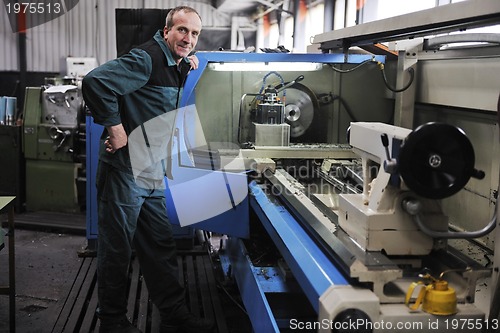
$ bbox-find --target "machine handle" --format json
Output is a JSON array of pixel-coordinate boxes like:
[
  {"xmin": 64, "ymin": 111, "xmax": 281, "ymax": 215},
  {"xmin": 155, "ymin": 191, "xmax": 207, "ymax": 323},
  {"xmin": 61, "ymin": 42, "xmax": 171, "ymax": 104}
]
[
  {"xmin": 381, "ymin": 133, "xmax": 390, "ymax": 160},
  {"xmin": 472, "ymin": 168, "xmax": 486, "ymax": 180},
  {"xmin": 381, "ymin": 133, "xmax": 398, "ymax": 174},
  {"xmin": 275, "ymin": 75, "xmax": 305, "ymax": 92},
  {"xmin": 405, "ymin": 281, "xmax": 427, "ymax": 311}
]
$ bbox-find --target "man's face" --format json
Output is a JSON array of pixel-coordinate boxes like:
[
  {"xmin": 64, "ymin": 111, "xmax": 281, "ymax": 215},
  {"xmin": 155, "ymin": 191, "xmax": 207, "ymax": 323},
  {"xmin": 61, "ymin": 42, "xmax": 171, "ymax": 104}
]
[{"xmin": 164, "ymin": 11, "xmax": 202, "ymax": 61}]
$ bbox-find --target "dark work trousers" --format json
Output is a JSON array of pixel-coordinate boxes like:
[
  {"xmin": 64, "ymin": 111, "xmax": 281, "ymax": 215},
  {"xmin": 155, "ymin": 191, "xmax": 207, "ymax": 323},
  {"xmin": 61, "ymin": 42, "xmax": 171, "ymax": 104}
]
[{"xmin": 95, "ymin": 161, "xmax": 185, "ymax": 320}]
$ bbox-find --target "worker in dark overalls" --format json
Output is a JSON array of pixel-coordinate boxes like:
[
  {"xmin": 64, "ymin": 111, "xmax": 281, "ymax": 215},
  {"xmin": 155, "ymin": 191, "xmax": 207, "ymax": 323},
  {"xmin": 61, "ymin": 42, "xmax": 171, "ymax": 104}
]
[{"xmin": 83, "ymin": 5, "xmax": 214, "ymax": 333}]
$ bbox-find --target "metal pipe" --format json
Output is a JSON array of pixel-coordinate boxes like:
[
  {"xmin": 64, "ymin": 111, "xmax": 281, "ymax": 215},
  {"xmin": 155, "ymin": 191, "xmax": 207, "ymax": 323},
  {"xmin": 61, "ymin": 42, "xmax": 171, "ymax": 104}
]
[
  {"xmin": 402, "ymin": 198, "xmax": 497, "ymax": 239},
  {"xmin": 343, "ymin": 0, "xmax": 348, "ymax": 28},
  {"xmin": 424, "ymin": 33, "xmax": 500, "ymax": 50},
  {"xmin": 17, "ymin": 0, "xmax": 27, "ymax": 120},
  {"xmin": 292, "ymin": 0, "xmax": 305, "ymax": 51},
  {"xmin": 323, "ymin": 0, "xmax": 336, "ymax": 32}
]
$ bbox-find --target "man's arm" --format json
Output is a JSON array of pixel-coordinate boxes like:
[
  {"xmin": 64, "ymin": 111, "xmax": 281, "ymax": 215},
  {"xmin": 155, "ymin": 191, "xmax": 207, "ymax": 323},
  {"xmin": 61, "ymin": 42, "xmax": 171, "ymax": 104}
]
[
  {"xmin": 82, "ymin": 48, "xmax": 152, "ymax": 149},
  {"xmin": 104, "ymin": 124, "xmax": 127, "ymax": 153}
]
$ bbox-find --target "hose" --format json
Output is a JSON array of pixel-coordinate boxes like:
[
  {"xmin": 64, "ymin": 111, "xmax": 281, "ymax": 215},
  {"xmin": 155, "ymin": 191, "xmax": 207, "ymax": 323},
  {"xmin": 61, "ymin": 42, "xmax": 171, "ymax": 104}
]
[
  {"xmin": 379, "ymin": 63, "xmax": 415, "ymax": 93},
  {"xmin": 328, "ymin": 59, "xmax": 415, "ymax": 93},
  {"xmin": 402, "ymin": 198, "xmax": 497, "ymax": 239}
]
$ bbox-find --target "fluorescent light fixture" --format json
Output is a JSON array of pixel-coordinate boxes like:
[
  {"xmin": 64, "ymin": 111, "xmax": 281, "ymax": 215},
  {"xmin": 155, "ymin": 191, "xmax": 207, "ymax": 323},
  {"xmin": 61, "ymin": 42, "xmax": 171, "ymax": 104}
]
[{"xmin": 207, "ymin": 62, "xmax": 322, "ymax": 72}]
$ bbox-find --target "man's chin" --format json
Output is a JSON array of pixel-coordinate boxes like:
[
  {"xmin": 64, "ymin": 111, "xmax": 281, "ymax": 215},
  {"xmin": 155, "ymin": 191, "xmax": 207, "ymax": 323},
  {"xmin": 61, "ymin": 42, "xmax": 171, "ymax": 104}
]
[{"xmin": 176, "ymin": 49, "xmax": 191, "ymax": 58}]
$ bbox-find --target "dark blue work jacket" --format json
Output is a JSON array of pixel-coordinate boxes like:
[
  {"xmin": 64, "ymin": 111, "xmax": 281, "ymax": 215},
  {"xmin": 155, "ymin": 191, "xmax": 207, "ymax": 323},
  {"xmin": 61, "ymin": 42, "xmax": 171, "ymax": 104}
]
[{"xmin": 82, "ymin": 30, "xmax": 191, "ymax": 178}]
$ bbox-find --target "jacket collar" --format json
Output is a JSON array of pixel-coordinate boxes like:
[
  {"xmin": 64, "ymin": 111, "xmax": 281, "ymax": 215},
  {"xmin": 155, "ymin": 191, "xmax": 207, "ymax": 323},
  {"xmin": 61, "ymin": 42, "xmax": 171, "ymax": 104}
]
[{"xmin": 154, "ymin": 30, "xmax": 177, "ymax": 66}]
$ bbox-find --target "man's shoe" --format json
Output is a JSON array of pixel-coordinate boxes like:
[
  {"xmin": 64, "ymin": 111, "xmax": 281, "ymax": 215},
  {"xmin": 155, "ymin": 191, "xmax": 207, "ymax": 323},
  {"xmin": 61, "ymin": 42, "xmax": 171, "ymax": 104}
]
[
  {"xmin": 99, "ymin": 316, "xmax": 142, "ymax": 333},
  {"xmin": 160, "ymin": 312, "xmax": 215, "ymax": 333}
]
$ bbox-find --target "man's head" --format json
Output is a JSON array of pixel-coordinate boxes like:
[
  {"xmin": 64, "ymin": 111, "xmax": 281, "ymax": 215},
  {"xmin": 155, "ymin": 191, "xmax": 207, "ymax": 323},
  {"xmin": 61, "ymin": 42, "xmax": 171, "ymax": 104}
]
[{"xmin": 163, "ymin": 6, "xmax": 202, "ymax": 63}]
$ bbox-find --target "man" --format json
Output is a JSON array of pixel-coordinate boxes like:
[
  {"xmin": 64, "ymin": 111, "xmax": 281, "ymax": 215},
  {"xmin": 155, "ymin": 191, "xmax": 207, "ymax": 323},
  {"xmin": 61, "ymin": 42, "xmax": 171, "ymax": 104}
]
[{"xmin": 82, "ymin": 6, "xmax": 214, "ymax": 333}]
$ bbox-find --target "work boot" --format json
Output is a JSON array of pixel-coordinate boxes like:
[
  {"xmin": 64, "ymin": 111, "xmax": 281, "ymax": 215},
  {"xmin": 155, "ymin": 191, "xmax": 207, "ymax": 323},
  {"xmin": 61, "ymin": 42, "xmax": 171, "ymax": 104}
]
[
  {"xmin": 98, "ymin": 315, "xmax": 142, "ymax": 333},
  {"xmin": 160, "ymin": 310, "xmax": 215, "ymax": 333}
]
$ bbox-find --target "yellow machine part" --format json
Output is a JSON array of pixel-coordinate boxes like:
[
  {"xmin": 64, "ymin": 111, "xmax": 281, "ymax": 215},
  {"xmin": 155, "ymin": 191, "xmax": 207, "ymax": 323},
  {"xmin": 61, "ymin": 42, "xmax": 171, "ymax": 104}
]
[{"xmin": 406, "ymin": 279, "xmax": 457, "ymax": 316}]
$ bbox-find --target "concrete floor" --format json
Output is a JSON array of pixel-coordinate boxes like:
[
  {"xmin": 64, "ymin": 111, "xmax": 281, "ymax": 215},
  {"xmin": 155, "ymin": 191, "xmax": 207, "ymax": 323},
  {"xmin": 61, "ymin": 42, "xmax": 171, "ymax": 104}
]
[
  {"xmin": 0, "ymin": 229, "xmax": 87, "ymax": 333},
  {"xmin": 0, "ymin": 222, "xmax": 252, "ymax": 333}
]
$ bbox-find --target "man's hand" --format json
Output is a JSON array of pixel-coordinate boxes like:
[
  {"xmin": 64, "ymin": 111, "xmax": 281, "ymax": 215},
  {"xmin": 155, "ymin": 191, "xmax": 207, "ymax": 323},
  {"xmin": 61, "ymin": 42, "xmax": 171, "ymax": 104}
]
[
  {"xmin": 105, "ymin": 124, "xmax": 127, "ymax": 154},
  {"xmin": 187, "ymin": 54, "xmax": 199, "ymax": 70}
]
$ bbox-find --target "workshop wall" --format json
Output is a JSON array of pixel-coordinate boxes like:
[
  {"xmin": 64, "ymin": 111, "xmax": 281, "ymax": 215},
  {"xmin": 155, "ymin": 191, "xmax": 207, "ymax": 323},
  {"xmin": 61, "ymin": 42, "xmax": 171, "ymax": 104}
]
[{"xmin": 0, "ymin": 0, "xmax": 231, "ymax": 73}]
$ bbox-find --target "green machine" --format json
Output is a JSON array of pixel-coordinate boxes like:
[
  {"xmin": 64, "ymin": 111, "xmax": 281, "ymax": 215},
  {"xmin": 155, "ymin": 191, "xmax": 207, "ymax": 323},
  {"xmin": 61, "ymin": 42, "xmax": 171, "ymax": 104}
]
[{"xmin": 23, "ymin": 84, "xmax": 86, "ymax": 213}]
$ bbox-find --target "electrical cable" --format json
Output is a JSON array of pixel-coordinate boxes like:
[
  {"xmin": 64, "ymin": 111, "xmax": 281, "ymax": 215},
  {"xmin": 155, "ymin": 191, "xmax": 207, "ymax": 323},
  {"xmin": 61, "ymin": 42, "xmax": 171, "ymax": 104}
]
[
  {"xmin": 328, "ymin": 59, "xmax": 373, "ymax": 73},
  {"xmin": 329, "ymin": 59, "xmax": 415, "ymax": 93},
  {"xmin": 379, "ymin": 63, "xmax": 415, "ymax": 93},
  {"xmin": 325, "ymin": 59, "xmax": 413, "ymax": 127}
]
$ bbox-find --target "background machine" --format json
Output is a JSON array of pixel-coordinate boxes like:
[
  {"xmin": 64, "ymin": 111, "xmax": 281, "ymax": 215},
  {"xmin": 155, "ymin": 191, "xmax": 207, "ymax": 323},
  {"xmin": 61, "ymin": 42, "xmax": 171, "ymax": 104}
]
[
  {"xmin": 22, "ymin": 58, "xmax": 97, "ymax": 214},
  {"xmin": 23, "ymin": 81, "xmax": 86, "ymax": 213}
]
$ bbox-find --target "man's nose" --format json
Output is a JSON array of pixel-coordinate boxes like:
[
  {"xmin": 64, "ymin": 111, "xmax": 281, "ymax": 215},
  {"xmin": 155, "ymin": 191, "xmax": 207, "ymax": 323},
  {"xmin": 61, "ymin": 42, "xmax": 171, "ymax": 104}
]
[{"xmin": 183, "ymin": 33, "xmax": 192, "ymax": 44}]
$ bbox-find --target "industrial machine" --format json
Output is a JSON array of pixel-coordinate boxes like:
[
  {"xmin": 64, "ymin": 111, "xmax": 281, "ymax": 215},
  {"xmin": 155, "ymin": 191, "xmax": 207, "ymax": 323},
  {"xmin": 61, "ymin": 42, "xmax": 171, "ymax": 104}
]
[
  {"xmin": 176, "ymin": 2, "xmax": 499, "ymax": 331},
  {"xmin": 318, "ymin": 121, "xmax": 493, "ymax": 331},
  {"xmin": 22, "ymin": 58, "xmax": 97, "ymax": 214},
  {"xmin": 23, "ymin": 78, "xmax": 86, "ymax": 213},
  {"xmin": 133, "ymin": 48, "xmax": 493, "ymax": 332},
  {"xmin": 217, "ymin": 117, "xmax": 494, "ymax": 332},
  {"xmin": 83, "ymin": 2, "xmax": 500, "ymax": 331},
  {"xmin": 84, "ymin": 53, "xmax": 497, "ymax": 332}
]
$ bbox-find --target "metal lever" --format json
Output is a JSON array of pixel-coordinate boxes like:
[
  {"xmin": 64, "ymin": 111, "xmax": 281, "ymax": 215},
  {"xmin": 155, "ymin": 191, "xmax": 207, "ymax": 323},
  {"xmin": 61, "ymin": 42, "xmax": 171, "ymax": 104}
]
[
  {"xmin": 275, "ymin": 75, "xmax": 304, "ymax": 92},
  {"xmin": 381, "ymin": 133, "xmax": 398, "ymax": 174}
]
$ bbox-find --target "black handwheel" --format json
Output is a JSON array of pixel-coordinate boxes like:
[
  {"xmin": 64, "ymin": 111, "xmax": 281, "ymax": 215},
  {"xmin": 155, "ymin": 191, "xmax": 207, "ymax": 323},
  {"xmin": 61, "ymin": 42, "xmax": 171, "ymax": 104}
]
[{"xmin": 398, "ymin": 122, "xmax": 476, "ymax": 199}]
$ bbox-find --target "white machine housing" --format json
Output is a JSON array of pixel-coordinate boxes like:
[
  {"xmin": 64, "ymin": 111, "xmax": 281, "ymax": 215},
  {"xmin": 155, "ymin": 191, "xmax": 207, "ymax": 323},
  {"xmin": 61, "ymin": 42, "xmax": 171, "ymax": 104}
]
[{"xmin": 338, "ymin": 122, "xmax": 448, "ymax": 255}]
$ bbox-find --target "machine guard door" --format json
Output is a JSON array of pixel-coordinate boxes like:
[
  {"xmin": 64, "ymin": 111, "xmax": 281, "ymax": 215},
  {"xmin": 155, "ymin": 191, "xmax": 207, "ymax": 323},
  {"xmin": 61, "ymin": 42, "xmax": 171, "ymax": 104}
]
[{"xmin": 163, "ymin": 105, "xmax": 249, "ymax": 238}]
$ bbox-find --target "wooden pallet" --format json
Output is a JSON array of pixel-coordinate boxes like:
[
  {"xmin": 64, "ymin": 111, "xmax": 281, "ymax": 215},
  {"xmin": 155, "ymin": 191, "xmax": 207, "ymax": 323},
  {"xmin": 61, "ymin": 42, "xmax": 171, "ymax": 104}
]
[{"xmin": 51, "ymin": 248, "xmax": 234, "ymax": 333}]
